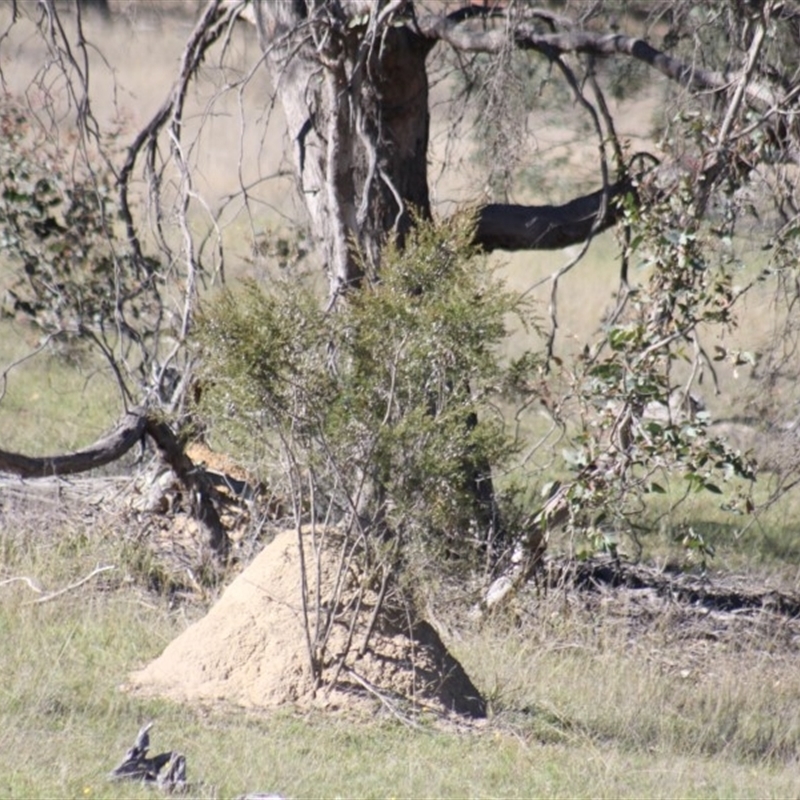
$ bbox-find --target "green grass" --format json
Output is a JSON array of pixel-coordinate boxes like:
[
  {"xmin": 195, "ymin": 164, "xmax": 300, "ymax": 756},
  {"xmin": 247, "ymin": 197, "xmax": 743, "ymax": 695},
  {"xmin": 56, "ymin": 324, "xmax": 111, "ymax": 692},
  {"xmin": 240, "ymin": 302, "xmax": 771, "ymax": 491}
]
[
  {"xmin": 2, "ymin": 513, "xmax": 800, "ymax": 799},
  {"xmin": 599, "ymin": 475, "xmax": 800, "ymax": 577},
  {"xmin": 0, "ymin": 320, "xmax": 120, "ymax": 455},
  {"xmin": 1, "ymin": 10, "xmax": 799, "ymax": 798}
]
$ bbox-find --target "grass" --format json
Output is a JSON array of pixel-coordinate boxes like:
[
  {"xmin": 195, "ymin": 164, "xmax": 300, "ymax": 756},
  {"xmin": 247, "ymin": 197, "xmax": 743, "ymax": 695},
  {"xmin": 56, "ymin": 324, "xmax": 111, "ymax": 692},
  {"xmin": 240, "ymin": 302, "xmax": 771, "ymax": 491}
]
[
  {"xmin": 0, "ymin": 320, "xmax": 121, "ymax": 455},
  {"xmin": 465, "ymin": 627, "xmax": 800, "ymax": 762},
  {"xmin": 2, "ymin": 507, "xmax": 800, "ymax": 799}
]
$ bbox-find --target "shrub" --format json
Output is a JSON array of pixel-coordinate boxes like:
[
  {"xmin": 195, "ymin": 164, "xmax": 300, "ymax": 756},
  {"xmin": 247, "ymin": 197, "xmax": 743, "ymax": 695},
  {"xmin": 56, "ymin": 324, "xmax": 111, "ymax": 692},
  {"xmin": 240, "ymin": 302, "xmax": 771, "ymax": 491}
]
[{"xmin": 195, "ymin": 215, "xmax": 541, "ymax": 571}]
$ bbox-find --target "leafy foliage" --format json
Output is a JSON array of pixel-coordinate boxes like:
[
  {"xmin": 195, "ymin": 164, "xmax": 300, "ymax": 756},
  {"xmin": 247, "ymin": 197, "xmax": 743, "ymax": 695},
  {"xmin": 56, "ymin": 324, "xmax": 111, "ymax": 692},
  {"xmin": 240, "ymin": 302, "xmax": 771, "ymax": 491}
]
[
  {"xmin": 0, "ymin": 97, "xmax": 161, "ymax": 386},
  {"xmin": 196, "ymin": 216, "xmax": 542, "ymax": 565},
  {"xmin": 552, "ymin": 186, "xmax": 759, "ymax": 558}
]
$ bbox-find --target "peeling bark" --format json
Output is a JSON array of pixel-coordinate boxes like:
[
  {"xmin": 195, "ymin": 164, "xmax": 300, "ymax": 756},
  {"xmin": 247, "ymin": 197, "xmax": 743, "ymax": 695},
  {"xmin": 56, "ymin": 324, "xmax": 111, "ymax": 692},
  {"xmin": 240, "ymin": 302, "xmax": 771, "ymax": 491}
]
[
  {"xmin": 247, "ymin": 2, "xmax": 796, "ymax": 268},
  {"xmin": 255, "ymin": 2, "xmax": 432, "ymax": 296}
]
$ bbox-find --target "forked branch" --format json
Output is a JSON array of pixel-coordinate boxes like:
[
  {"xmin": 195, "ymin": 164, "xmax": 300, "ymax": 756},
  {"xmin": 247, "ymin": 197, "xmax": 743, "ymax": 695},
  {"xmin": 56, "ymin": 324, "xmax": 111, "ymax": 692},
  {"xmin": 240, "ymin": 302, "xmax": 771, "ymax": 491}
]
[{"xmin": 0, "ymin": 407, "xmax": 229, "ymax": 555}]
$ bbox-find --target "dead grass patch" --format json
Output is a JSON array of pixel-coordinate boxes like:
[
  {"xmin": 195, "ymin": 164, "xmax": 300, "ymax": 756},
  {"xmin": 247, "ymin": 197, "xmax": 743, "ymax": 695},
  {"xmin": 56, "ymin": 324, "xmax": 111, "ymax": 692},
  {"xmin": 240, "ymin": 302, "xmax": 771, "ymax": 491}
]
[{"xmin": 3, "ymin": 500, "xmax": 800, "ymax": 797}]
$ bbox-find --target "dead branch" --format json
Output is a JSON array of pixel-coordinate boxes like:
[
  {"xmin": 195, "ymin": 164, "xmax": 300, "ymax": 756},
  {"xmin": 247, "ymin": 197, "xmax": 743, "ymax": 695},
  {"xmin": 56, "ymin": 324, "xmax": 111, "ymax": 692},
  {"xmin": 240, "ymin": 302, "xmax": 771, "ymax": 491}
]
[
  {"xmin": 0, "ymin": 407, "xmax": 146, "ymax": 478},
  {"xmin": 118, "ymin": 0, "xmax": 244, "ymax": 268},
  {"xmin": 0, "ymin": 406, "xmax": 229, "ymax": 555},
  {"xmin": 344, "ymin": 666, "xmax": 423, "ymax": 729},
  {"xmin": 554, "ymin": 556, "xmax": 800, "ymax": 619},
  {"xmin": 1, "ymin": 565, "xmax": 114, "ymax": 603},
  {"xmin": 418, "ymin": 13, "xmax": 779, "ymax": 111},
  {"xmin": 0, "ymin": 575, "xmax": 43, "ymax": 593},
  {"xmin": 143, "ymin": 416, "xmax": 229, "ymax": 555},
  {"xmin": 109, "ymin": 722, "xmax": 186, "ymax": 793},
  {"xmin": 29, "ymin": 564, "xmax": 115, "ymax": 605}
]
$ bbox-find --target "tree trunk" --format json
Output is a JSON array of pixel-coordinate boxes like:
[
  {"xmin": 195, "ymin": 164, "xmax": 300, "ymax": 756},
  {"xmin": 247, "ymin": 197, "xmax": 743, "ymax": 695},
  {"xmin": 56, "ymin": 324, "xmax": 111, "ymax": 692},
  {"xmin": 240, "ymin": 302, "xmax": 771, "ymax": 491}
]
[
  {"xmin": 77, "ymin": 0, "xmax": 111, "ymax": 21},
  {"xmin": 255, "ymin": 2, "xmax": 432, "ymax": 301}
]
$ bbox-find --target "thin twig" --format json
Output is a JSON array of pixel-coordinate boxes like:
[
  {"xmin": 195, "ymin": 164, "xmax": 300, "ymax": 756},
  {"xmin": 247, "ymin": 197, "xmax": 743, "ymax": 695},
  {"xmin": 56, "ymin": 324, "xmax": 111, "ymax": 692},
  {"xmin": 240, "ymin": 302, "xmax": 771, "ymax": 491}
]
[
  {"xmin": 343, "ymin": 667, "xmax": 422, "ymax": 729},
  {"xmin": 8, "ymin": 564, "xmax": 116, "ymax": 605},
  {"xmin": 523, "ymin": 53, "xmax": 611, "ymax": 364},
  {"xmin": 359, "ymin": 554, "xmax": 395, "ymax": 657},
  {"xmin": 0, "ymin": 575, "xmax": 43, "ymax": 593}
]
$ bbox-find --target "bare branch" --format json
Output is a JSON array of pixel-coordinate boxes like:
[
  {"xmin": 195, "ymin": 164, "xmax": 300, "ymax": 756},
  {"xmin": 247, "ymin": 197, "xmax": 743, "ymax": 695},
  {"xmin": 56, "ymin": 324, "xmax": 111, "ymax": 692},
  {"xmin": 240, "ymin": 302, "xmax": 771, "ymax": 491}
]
[
  {"xmin": 143, "ymin": 416, "xmax": 229, "ymax": 555},
  {"xmin": 474, "ymin": 178, "xmax": 633, "ymax": 252},
  {"xmin": 0, "ymin": 407, "xmax": 146, "ymax": 478},
  {"xmin": 418, "ymin": 14, "xmax": 779, "ymax": 110},
  {"xmin": 0, "ymin": 564, "xmax": 115, "ymax": 604},
  {"xmin": 29, "ymin": 564, "xmax": 116, "ymax": 605},
  {"xmin": 118, "ymin": 0, "xmax": 243, "ymax": 269},
  {"xmin": 0, "ymin": 407, "xmax": 229, "ymax": 555},
  {"xmin": 693, "ymin": 3, "xmax": 772, "ymax": 218},
  {"xmin": 0, "ymin": 575, "xmax": 43, "ymax": 593}
]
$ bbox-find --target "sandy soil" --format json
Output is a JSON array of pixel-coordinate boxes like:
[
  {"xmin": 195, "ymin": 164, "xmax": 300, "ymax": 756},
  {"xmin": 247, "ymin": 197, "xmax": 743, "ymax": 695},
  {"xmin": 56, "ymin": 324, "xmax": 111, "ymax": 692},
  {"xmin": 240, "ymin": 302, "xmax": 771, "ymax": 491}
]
[{"xmin": 128, "ymin": 527, "xmax": 486, "ymax": 718}]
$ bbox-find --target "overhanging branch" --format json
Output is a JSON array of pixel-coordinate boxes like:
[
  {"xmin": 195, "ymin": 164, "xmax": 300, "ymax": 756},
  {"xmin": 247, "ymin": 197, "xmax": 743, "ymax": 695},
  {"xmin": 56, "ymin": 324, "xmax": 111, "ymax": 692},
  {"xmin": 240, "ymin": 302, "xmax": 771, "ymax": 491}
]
[
  {"xmin": 417, "ymin": 14, "xmax": 778, "ymax": 110},
  {"xmin": 474, "ymin": 179, "xmax": 633, "ymax": 252}
]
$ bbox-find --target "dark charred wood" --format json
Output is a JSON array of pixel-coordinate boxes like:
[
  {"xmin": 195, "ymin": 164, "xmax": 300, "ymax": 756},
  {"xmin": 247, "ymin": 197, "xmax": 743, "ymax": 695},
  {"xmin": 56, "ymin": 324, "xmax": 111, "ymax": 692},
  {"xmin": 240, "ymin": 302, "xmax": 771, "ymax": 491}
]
[
  {"xmin": 0, "ymin": 408, "xmax": 146, "ymax": 478},
  {"xmin": 474, "ymin": 179, "xmax": 634, "ymax": 252},
  {"xmin": 143, "ymin": 417, "xmax": 230, "ymax": 556},
  {"xmin": 553, "ymin": 557, "xmax": 800, "ymax": 619},
  {"xmin": 109, "ymin": 722, "xmax": 186, "ymax": 793}
]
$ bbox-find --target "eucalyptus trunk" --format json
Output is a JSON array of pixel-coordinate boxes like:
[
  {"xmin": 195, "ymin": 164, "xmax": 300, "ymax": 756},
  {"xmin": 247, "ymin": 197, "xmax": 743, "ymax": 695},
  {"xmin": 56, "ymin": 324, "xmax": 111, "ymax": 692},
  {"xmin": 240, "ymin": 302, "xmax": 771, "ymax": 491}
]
[
  {"xmin": 255, "ymin": 1, "xmax": 505, "ymax": 555},
  {"xmin": 255, "ymin": 2, "xmax": 432, "ymax": 302}
]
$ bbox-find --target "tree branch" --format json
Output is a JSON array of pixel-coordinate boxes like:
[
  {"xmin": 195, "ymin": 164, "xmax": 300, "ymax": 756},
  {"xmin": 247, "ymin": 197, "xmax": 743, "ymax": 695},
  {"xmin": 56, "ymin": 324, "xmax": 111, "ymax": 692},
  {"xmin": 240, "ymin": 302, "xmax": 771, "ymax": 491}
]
[
  {"xmin": 0, "ymin": 407, "xmax": 229, "ymax": 555},
  {"xmin": 474, "ymin": 178, "xmax": 633, "ymax": 252},
  {"xmin": 143, "ymin": 416, "xmax": 229, "ymax": 555},
  {"xmin": 0, "ymin": 407, "xmax": 146, "ymax": 478},
  {"xmin": 29, "ymin": 564, "xmax": 116, "ymax": 605},
  {"xmin": 118, "ymin": 0, "xmax": 240, "ymax": 270},
  {"xmin": 418, "ymin": 15, "xmax": 778, "ymax": 110}
]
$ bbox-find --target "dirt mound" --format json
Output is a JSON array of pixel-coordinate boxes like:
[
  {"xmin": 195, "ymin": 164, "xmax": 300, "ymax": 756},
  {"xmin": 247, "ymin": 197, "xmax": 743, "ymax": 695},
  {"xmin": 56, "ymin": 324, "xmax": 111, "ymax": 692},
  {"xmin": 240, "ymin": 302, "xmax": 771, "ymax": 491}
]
[{"xmin": 128, "ymin": 528, "xmax": 485, "ymax": 718}]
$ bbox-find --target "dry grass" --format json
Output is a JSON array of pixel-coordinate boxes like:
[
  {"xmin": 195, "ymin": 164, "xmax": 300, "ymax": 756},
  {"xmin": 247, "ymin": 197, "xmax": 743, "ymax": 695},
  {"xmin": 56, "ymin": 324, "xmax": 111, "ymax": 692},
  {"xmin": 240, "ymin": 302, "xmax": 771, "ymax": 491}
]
[
  {"xmin": 461, "ymin": 598, "xmax": 800, "ymax": 759},
  {"xmin": 3, "ymin": 505, "xmax": 800, "ymax": 798}
]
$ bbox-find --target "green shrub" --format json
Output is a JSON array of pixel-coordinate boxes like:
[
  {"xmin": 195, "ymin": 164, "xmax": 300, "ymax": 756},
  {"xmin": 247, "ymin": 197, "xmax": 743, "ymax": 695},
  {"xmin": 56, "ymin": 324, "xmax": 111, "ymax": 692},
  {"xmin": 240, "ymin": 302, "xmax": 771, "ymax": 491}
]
[{"xmin": 195, "ymin": 215, "xmax": 541, "ymax": 570}]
